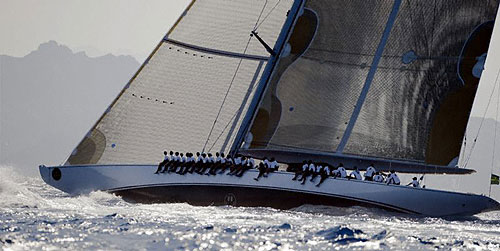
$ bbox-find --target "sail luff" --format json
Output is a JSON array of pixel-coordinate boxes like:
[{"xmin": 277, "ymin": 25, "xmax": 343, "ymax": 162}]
[{"xmin": 231, "ymin": 0, "xmax": 305, "ymax": 155}]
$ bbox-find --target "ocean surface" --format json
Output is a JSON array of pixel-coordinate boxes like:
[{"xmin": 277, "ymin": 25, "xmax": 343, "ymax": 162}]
[{"xmin": 1, "ymin": 166, "xmax": 500, "ymax": 250}]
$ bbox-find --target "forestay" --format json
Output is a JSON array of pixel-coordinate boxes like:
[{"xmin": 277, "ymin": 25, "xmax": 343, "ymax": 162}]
[{"xmin": 66, "ymin": 0, "xmax": 293, "ymax": 165}]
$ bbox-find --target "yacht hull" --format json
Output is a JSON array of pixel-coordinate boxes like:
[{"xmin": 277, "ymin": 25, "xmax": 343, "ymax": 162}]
[{"xmin": 39, "ymin": 164, "xmax": 500, "ymax": 217}]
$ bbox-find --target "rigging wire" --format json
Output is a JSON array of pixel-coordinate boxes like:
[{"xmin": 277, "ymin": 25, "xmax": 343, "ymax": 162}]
[
  {"xmin": 254, "ymin": 0, "xmax": 283, "ymax": 31},
  {"xmin": 463, "ymin": 70, "xmax": 500, "ymax": 168},
  {"xmin": 489, "ymin": 70, "xmax": 500, "ymax": 196},
  {"xmin": 201, "ymin": 1, "xmax": 269, "ymax": 152}
]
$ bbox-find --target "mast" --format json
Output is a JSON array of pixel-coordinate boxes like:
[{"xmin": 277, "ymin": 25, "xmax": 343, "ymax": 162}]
[{"xmin": 230, "ymin": 0, "xmax": 305, "ymax": 156}]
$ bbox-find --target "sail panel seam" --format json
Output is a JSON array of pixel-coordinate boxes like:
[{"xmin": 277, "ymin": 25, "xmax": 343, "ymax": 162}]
[{"xmin": 165, "ymin": 38, "xmax": 269, "ymax": 61}]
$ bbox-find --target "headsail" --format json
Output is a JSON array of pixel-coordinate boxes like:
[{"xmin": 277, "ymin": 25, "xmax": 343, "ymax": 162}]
[
  {"xmin": 244, "ymin": 0, "xmax": 499, "ymax": 170},
  {"xmin": 66, "ymin": 0, "xmax": 293, "ymax": 165}
]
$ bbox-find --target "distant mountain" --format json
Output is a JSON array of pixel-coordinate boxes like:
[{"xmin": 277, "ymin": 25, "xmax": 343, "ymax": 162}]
[{"xmin": 0, "ymin": 41, "xmax": 140, "ymax": 175}]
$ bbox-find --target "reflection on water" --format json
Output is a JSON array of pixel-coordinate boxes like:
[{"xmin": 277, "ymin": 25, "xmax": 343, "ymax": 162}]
[{"xmin": 1, "ymin": 166, "xmax": 499, "ymax": 250}]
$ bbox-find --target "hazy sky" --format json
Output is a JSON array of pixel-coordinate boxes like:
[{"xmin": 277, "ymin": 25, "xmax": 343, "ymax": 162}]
[{"xmin": 1, "ymin": 0, "xmax": 190, "ymax": 61}]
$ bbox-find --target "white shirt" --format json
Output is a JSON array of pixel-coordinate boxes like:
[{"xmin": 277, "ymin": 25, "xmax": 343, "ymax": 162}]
[
  {"xmin": 350, "ymin": 170, "xmax": 362, "ymax": 180},
  {"xmin": 364, "ymin": 166, "xmax": 376, "ymax": 178},
  {"xmin": 308, "ymin": 163, "xmax": 316, "ymax": 172},
  {"xmin": 195, "ymin": 156, "xmax": 202, "ymax": 163},
  {"xmin": 247, "ymin": 158, "xmax": 255, "ymax": 167},
  {"xmin": 234, "ymin": 157, "xmax": 242, "ymax": 165},
  {"xmin": 386, "ymin": 173, "xmax": 400, "ymax": 185},
  {"xmin": 302, "ymin": 164, "xmax": 308, "ymax": 172},
  {"xmin": 270, "ymin": 160, "xmax": 278, "ymax": 169},
  {"xmin": 208, "ymin": 156, "xmax": 215, "ymax": 163},
  {"xmin": 216, "ymin": 156, "xmax": 222, "ymax": 163},
  {"xmin": 373, "ymin": 174, "xmax": 384, "ymax": 182},
  {"xmin": 180, "ymin": 156, "xmax": 186, "ymax": 163},
  {"xmin": 226, "ymin": 158, "xmax": 233, "ymax": 164},
  {"xmin": 202, "ymin": 156, "xmax": 207, "ymax": 164},
  {"xmin": 263, "ymin": 159, "xmax": 270, "ymax": 168},
  {"xmin": 323, "ymin": 166, "xmax": 331, "ymax": 175},
  {"xmin": 164, "ymin": 155, "xmax": 171, "ymax": 161},
  {"xmin": 173, "ymin": 155, "xmax": 180, "ymax": 162},
  {"xmin": 316, "ymin": 165, "xmax": 322, "ymax": 173},
  {"xmin": 220, "ymin": 157, "xmax": 226, "ymax": 164},
  {"xmin": 410, "ymin": 179, "xmax": 420, "ymax": 188},
  {"xmin": 337, "ymin": 167, "xmax": 347, "ymax": 178}
]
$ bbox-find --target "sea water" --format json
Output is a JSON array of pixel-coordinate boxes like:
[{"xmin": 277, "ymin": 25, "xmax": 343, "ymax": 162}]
[{"xmin": 1, "ymin": 166, "xmax": 499, "ymax": 250}]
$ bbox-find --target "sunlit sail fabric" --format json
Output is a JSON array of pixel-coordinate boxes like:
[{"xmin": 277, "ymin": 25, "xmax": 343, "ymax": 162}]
[
  {"xmin": 66, "ymin": 0, "xmax": 293, "ymax": 165},
  {"xmin": 248, "ymin": 0, "xmax": 499, "ymax": 165}
]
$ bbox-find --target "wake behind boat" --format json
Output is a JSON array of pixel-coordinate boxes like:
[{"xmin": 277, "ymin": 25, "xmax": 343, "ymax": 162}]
[{"xmin": 40, "ymin": 0, "xmax": 500, "ymax": 217}]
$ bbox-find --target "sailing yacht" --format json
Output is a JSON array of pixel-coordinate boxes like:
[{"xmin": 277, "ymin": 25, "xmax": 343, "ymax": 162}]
[{"xmin": 40, "ymin": 0, "xmax": 500, "ymax": 216}]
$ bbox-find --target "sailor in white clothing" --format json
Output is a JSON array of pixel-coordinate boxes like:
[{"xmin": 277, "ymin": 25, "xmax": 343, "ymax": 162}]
[
  {"xmin": 293, "ymin": 161, "xmax": 308, "ymax": 180},
  {"xmin": 333, "ymin": 164, "xmax": 347, "ymax": 178},
  {"xmin": 364, "ymin": 164, "xmax": 376, "ymax": 181},
  {"xmin": 167, "ymin": 152, "xmax": 180, "ymax": 173},
  {"xmin": 155, "ymin": 150, "xmax": 171, "ymax": 174},
  {"xmin": 373, "ymin": 172, "xmax": 384, "ymax": 183},
  {"xmin": 349, "ymin": 167, "xmax": 362, "ymax": 180},
  {"xmin": 386, "ymin": 170, "xmax": 400, "ymax": 185},
  {"xmin": 407, "ymin": 177, "xmax": 420, "ymax": 188},
  {"xmin": 310, "ymin": 164, "xmax": 321, "ymax": 181},
  {"xmin": 299, "ymin": 161, "xmax": 314, "ymax": 184},
  {"xmin": 208, "ymin": 152, "xmax": 222, "ymax": 175},
  {"xmin": 316, "ymin": 165, "xmax": 332, "ymax": 187}
]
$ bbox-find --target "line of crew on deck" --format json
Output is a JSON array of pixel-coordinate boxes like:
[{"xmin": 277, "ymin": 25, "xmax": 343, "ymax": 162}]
[
  {"xmin": 155, "ymin": 151, "xmax": 278, "ymax": 177},
  {"xmin": 155, "ymin": 151, "xmax": 420, "ymax": 188}
]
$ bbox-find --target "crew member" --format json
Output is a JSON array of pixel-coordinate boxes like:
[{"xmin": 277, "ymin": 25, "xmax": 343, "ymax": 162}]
[
  {"xmin": 333, "ymin": 163, "xmax": 347, "ymax": 178},
  {"xmin": 349, "ymin": 167, "xmax": 362, "ymax": 180},
  {"xmin": 165, "ymin": 152, "xmax": 180, "ymax": 173},
  {"xmin": 299, "ymin": 160, "xmax": 314, "ymax": 184},
  {"xmin": 316, "ymin": 164, "xmax": 332, "ymax": 187},
  {"xmin": 155, "ymin": 151, "xmax": 170, "ymax": 174},
  {"xmin": 407, "ymin": 177, "xmax": 420, "ymax": 188},
  {"xmin": 254, "ymin": 162, "xmax": 267, "ymax": 181},
  {"xmin": 293, "ymin": 161, "xmax": 308, "ymax": 180},
  {"xmin": 364, "ymin": 164, "xmax": 376, "ymax": 181},
  {"xmin": 373, "ymin": 172, "xmax": 384, "ymax": 182},
  {"xmin": 386, "ymin": 170, "xmax": 400, "ymax": 185},
  {"xmin": 310, "ymin": 164, "xmax": 321, "ymax": 182}
]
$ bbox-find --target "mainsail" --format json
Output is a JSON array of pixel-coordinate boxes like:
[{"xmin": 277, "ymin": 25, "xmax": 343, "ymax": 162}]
[
  {"xmin": 246, "ymin": 0, "xmax": 499, "ymax": 167},
  {"xmin": 66, "ymin": 0, "xmax": 293, "ymax": 165}
]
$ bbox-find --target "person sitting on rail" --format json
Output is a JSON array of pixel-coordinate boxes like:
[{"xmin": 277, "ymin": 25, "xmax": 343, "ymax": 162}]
[
  {"xmin": 228, "ymin": 156, "xmax": 244, "ymax": 176},
  {"xmin": 263, "ymin": 157, "xmax": 270, "ymax": 169},
  {"xmin": 310, "ymin": 164, "xmax": 321, "ymax": 182},
  {"xmin": 299, "ymin": 160, "xmax": 314, "ymax": 184},
  {"xmin": 254, "ymin": 162, "xmax": 267, "ymax": 181},
  {"xmin": 172, "ymin": 152, "xmax": 186, "ymax": 173},
  {"xmin": 333, "ymin": 163, "xmax": 347, "ymax": 178},
  {"xmin": 207, "ymin": 152, "xmax": 221, "ymax": 175},
  {"xmin": 364, "ymin": 164, "xmax": 376, "ymax": 181},
  {"xmin": 178, "ymin": 152, "xmax": 192, "ymax": 175},
  {"xmin": 373, "ymin": 172, "xmax": 384, "ymax": 183},
  {"xmin": 316, "ymin": 164, "xmax": 332, "ymax": 187},
  {"xmin": 236, "ymin": 156, "xmax": 255, "ymax": 177},
  {"xmin": 407, "ymin": 177, "xmax": 420, "ymax": 188},
  {"xmin": 218, "ymin": 153, "xmax": 231, "ymax": 174},
  {"xmin": 229, "ymin": 154, "xmax": 242, "ymax": 174},
  {"xmin": 155, "ymin": 150, "xmax": 170, "ymax": 174},
  {"xmin": 231, "ymin": 156, "xmax": 249, "ymax": 176},
  {"xmin": 196, "ymin": 153, "xmax": 208, "ymax": 174},
  {"xmin": 293, "ymin": 161, "xmax": 308, "ymax": 180},
  {"xmin": 176, "ymin": 152, "xmax": 187, "ymax": 174},
  {"xmin": 349, "ymin": 167, "xmax": 362, "ymax": 180},
  {"xmin": 263, "ymin": 157, "xmax": 278, "ymax": 177},
  {"xmin": 165, "ymin": 152, "xmax": 180, "ymax": 173},
  {"xmin": 386, "ymin": 170, "xmax": 401, "ymax": 185}
]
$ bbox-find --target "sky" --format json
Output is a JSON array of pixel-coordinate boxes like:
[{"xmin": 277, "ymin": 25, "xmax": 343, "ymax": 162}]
[{"xmin": 1, "ymin": 0, "xmax": 190, "ymax": 61}]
